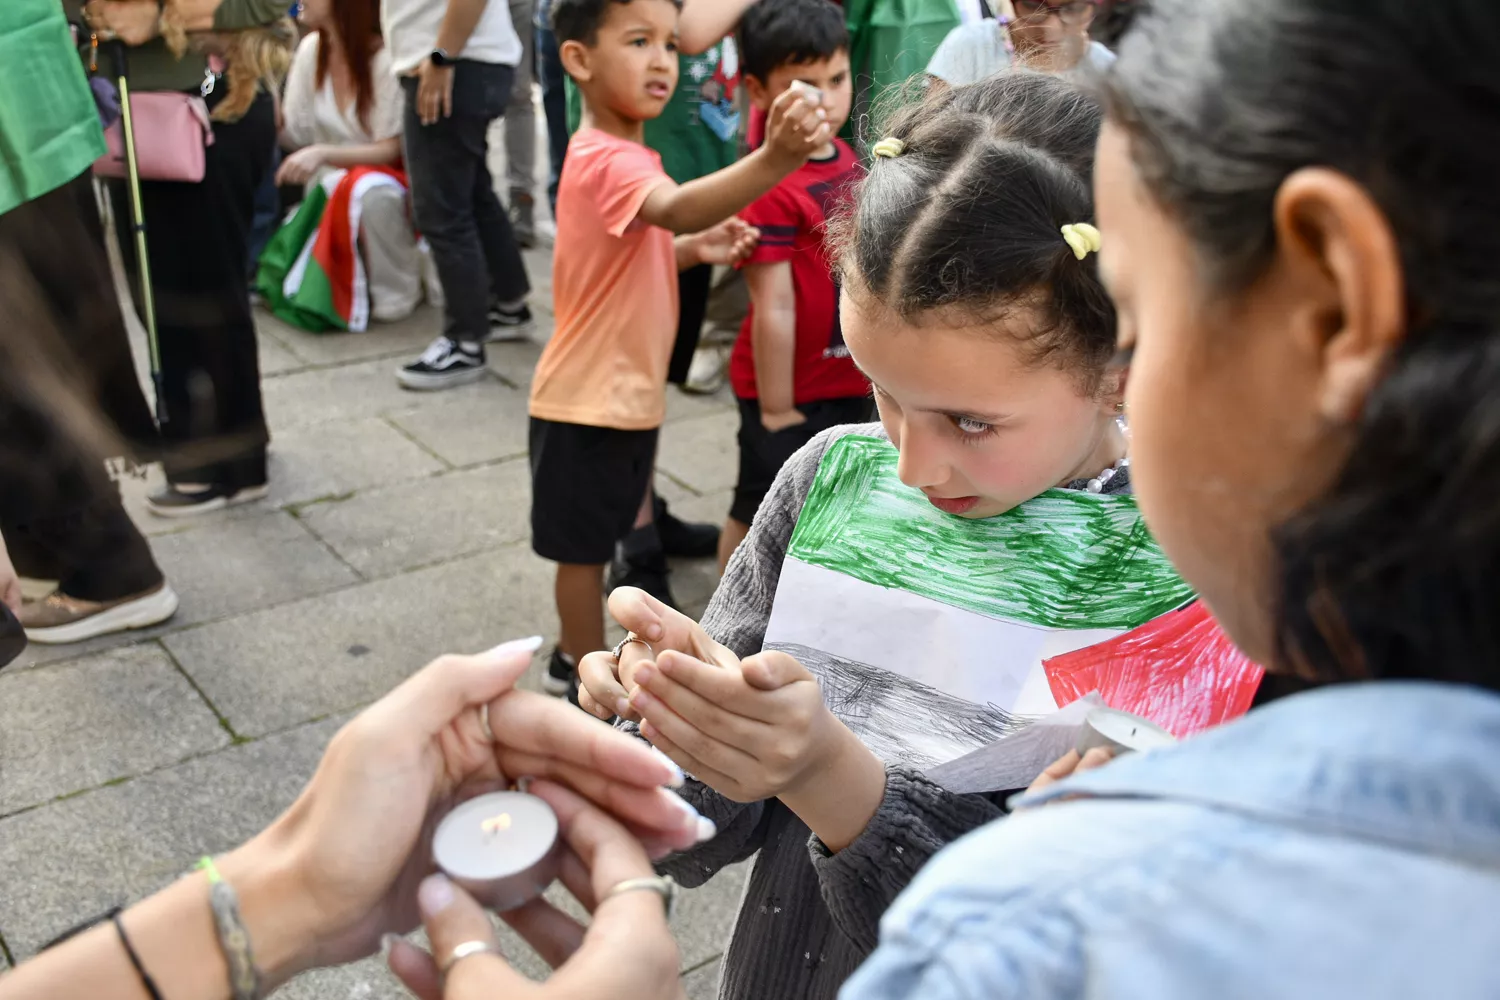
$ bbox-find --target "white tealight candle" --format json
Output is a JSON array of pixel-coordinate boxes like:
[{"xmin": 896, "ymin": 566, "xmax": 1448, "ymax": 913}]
[
  {"xmin": 433, "ymin": 791, "xmax": 562, "ymax": 912},
  {"xmin": 1075, "ymin": 706, "xmax": 1177, "ymax": 757}
]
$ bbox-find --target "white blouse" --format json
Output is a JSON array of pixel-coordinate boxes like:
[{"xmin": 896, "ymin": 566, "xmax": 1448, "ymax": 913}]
[{"xmin": 282, "ymin": 33, "xmax": 403, "ymax": 150}]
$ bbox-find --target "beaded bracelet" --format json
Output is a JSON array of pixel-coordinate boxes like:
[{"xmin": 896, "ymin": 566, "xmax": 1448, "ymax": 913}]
[{"xmin": 199, "ymin": 856, "xmax": 263, "ymax": 1000}]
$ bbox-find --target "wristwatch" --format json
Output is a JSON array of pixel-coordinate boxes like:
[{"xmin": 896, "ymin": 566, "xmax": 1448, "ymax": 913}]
[{"xmin": 430, "ymin": 47, "xmax": 454, "ymax": 67}]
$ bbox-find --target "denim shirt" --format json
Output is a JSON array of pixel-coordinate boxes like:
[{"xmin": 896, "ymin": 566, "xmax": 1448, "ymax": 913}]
[{"xmin": 842, "ymin": 681, "xmax": 1500, "ymax": 1000}]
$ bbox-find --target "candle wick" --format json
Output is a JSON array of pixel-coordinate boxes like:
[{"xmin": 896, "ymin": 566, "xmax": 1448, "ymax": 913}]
[{"xmin": 481, "ymin": 813, "xmax": 513, "ymax": 835}]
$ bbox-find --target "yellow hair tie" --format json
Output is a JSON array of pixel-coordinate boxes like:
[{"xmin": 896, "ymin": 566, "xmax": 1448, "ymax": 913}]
[
  {"xmin": 871, "ymin": 137, "xmax": 906, "ymax": 159},
  {"xmin": 1061, "ymin": 223, "xmax": 1102, "ymax": 261}
]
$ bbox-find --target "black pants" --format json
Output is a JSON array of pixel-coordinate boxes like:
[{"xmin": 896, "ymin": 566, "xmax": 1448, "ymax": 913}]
[
  {"xmin": 0, "ymin": 171, "xmax": 164, "ymax": 601},
  {"xmin": 668, "ymin": 263, "xmax": 713, "ymax": 385},
  {"xmin": 402, "ymin": 61, "xmax": 530, "ymax": 345},
  {"xmin": 536, "ymin": 23, "xmax": 569, "ymax": 215},
  {"xmin": 109, "ymin": 86, "xmax": 274, "ymax": 490}
]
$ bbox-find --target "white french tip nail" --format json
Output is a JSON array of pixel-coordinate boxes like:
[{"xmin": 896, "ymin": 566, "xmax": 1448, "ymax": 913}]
[
  {"xmin": 487, "ymin": 635, "xmax": 544, "ymax": 657},
  {"xmin": 695, "ymin": 816, "xmax": 718, "ymax": 843},
  {"xmin": 651, "ymin": 747, "xmax": 686, "ymax": 788}
]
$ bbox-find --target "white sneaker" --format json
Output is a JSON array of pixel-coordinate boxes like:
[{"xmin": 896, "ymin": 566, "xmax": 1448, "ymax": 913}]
[
  {"xmin": 682, "ymin": 345, "xmax": 729, "ymax": 395},
  {"xmin": 20, "ymin": 583, "xmax": 180, "ymax": 644}
]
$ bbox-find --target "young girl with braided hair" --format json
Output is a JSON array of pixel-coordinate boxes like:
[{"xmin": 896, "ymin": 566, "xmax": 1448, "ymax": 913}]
[{"xmin": 578, "ymin": 71, "xmax": 1246, "ymax": 1000}]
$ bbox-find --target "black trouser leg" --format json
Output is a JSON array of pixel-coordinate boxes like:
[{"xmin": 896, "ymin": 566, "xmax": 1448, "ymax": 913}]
[
  {"xmin": 403, "ymin": 61, "xmax": 530, "ymax": 345},
  {"xmin": 0, "ymin": 172, "xmax": 164, "ymax": 601},
  {"xmin": 668, "ymin": 263, "xmax": 712, "ymax": 385}
]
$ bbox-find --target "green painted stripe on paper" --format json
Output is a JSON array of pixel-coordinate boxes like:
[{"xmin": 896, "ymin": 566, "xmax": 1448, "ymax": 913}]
[{"xmin": 786, "ymin": 435, "xmax": 1193, "ymax": 630}]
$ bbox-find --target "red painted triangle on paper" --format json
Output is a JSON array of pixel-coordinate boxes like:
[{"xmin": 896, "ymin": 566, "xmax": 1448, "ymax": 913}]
[{"xmin": 1043, "ymin": 601, "xmax": 1263, "ymax": 737}]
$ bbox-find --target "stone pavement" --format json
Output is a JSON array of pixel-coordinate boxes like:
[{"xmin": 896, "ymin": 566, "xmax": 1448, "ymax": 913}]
[{"xmin": 0, "ymin": 137, "xmax": 747, "ymax": 994}]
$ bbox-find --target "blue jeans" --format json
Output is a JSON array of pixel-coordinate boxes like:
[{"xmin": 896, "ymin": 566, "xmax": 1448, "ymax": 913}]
[{"xmin": 401, "ymin": 61, "xmax": 530, "ymax": 344}]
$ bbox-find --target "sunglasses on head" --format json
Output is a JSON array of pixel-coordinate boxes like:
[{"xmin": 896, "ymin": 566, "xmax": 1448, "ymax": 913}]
[{"xmin": 1011, "ymin": 0, "xmax": 1098, "ymax": 25}]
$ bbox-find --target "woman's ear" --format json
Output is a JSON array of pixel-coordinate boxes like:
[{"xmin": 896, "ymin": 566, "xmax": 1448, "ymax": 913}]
[
  {"xmin": 558, "ymin": 39, "xmax": 592, "ymax": 83},
  {"xmin": 1272, "ymin": 168, "xmax": 1406, "ymax": 425}
]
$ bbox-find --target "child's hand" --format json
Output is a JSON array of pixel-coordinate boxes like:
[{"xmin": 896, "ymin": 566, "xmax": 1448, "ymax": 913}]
[
  {"xmin": 577, "ymin": 587, "xmax": 741, "ymax": 723},
  {"xmin": 760, "ymin": 407, "xmax": 807, "ymax": 433},
  {"xmin": 762, "ymin": 85, "xmax": 834, "ymax": 169},
  {"xmin": 692, "ymin": 217, "xmax": 761, "ymax": 267},
  {"xmin": 627, "ymin": 649, "xmax": 848, "ymax": 803}
]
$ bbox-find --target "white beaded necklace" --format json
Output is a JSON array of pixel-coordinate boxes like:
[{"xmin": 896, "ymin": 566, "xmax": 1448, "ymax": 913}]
[{"xmin": 1085, "ymin": 416, "xmax": 1131, "ymax": 494}]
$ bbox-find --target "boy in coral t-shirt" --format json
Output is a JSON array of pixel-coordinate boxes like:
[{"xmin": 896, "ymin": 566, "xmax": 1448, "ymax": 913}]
[
  {"xmin": 534, "ymin": 0, "xmax": 830, "ymax": 696},
  {"xmin": 718, "ymin": 0, "xmax": 870, "ymax": 570}
]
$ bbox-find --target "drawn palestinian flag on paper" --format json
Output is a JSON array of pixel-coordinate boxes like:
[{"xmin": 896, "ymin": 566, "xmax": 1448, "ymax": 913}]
[{"xmin": 763, "ymin": 435, "xmax": 1262, "ymax": 771}]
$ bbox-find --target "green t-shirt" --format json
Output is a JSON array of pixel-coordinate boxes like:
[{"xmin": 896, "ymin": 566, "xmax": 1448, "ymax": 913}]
[
  {"xmin": 566, "ymin": 41, "xmax": 740, "ymax": 184},
  {"xmin": 0, "ymin": 0, "xmax": 106, "ymax": 215}
]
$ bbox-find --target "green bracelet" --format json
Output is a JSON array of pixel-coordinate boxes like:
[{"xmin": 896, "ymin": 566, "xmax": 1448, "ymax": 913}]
[{"xmin": 198, "ymin": 857, "xmax": 263, "ymax": 1000}]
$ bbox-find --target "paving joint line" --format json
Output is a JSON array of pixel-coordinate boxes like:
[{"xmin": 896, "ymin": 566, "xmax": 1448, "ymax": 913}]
[
  {"xmin": 156, "ymin": 638, "xmax": 245, "ymax": 745},
  {"xmin": 379, "ymin": 413, "xmax": 456, "ymax": 470},
  {"xmin": 284, "ymin": 510, "xmax": 369, "ymax": 583},
  {"xmin": 0, "ymin": 928, "xmax": 14, "ymax": 968}
]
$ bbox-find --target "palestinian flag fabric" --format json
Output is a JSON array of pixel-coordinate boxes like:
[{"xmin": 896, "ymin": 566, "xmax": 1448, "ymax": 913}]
[
  {"xmin": 256, "ymin": 165, "xmax": 407, "ymax": 334},
  {"xmin": 763, "ymin": 435, "xmax": 1262, "ymax": 771}
]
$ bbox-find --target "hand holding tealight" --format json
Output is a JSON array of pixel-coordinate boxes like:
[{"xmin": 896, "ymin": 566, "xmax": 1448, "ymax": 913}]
[{"xmin": 762, "ymin": 83, "xmax": 833, "ymax": 168}]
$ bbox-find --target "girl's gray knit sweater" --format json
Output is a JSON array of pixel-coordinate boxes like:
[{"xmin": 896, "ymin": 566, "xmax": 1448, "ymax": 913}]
[{"xmin": 632, "ymin": 423, "xmax": 1131, "ymax": 1000}]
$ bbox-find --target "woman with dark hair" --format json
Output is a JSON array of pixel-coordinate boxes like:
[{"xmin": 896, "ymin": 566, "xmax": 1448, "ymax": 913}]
[
  {"xmin": 843, "ymin": 1, "xmax": 1500, "ymax": 996},
  {"xmin": 258, "ymin": 0, "xmax": 433, "ymax": 331}
]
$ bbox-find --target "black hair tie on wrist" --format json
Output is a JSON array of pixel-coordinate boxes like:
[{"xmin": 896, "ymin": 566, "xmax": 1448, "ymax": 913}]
[{"xmin": 112, "ymin": 910, "xmax": 165, "ymax": 1000}]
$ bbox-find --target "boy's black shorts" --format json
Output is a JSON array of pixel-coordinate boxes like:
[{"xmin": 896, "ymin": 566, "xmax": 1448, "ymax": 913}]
[
  {"xmin": 529, "ymin": 416, "xmax": 659, "ymax": 565},
  {"xmin": 730, "ymin": 395, "xmax": 874, "ymax": 525}
]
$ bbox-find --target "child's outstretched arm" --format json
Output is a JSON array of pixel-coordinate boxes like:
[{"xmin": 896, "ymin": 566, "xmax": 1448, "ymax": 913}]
[
  {"xmin": 744, "ymin": 261, "xmax": 803, "ymax": 430},
  {"xmin": 636, "ymin": 87, "xmax": 831, "ymax": 234}
]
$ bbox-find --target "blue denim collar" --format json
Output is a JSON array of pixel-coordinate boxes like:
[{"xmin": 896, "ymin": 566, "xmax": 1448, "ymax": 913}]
[{"xmin": 1019, "ymin": 681, "xmax": 1500, "ymax": 867}]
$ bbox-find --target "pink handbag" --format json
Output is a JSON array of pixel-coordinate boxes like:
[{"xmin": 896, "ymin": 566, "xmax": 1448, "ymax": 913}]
[{"xmin": 93, "ymin": 92, "xmax": 216, "ymax": 183}]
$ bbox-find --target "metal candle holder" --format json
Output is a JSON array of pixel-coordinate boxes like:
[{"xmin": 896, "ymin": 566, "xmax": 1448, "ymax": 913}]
[{"xmin": 433, "ymin": 791, "xmax": 563, "ymax": 912}]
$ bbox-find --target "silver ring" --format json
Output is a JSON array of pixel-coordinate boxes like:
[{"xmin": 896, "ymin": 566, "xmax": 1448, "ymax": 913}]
[
  {"xmin": 479, "ymin": 703, "xmax": 494, "ymax": 742},
  {"xmin": 600, "ymin": 874, "xmax": 678, "ymax": 921},
  {"xmin": 612, "ymin": 633, "xmax": 653, "ymax": 662},
  {"xmin": 439, "ymin": 939, "xmax": 499, "ymax": 975}
]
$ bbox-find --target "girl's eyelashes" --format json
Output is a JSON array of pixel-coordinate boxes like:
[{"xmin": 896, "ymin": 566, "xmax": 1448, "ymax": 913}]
[{"xmin": 950, "ymin": 415, "xmax": 998, "ymax": 440}]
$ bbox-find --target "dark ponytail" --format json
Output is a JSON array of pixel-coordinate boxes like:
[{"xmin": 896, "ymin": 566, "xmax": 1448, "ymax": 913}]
[
  {"xmin": 1105, "ymin": 0, "xmax": 1500, "ymax": 687},
  {"xmin": 833, "ymin": 73, "xmax": 1117, "ymax": 391}
]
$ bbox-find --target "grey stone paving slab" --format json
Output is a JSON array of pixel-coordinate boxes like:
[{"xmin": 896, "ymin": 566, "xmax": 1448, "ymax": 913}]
[
  {"xmin": 657, "ymin": 411, "xmax": 742, "ymax": 496},
  {"xmin": 262, "ymin": 356, "xmax": 497, "ymax": 430},
  {"xmin": 665, "ymin": 382, "xmax": 736, "ymax": 425},
  {"xmin": 0, "ymin": 644, "xmax": 228, "ymax": 817},
  {"xmin": 0, "ymin": 718, "xmax": 339, "ymax": 959},
  {"xmin": 11, "ymin": 514, "xmax": 358, "ymax": 672},
  {"xmin": 673, "ymin": 862, "xmax": 746, "ymax": 971},
  {"xmin": 299, "ymin": 460, "xmax": 531, "ymax": 577},
  {"xmin": 259, "ymin": 331, "xmax": 307, "ymax": 376},
  {"xmin": 150, "ymin": 512, "xmax": 360, "ymax": 626},
  {"xmin": 385, "ymin": 383, "xmax": 532, "ymax": 468},
  {"xmin": 684, "ymin": 958, "xmax": 723, "ymax": 999},
  {"xmin": 259, "ymin": 305, "xmax": 439, "ymax": 367},
  {"xmin": 483, "ymin": 336, "xmax": 546, "ymax": 389},
  {"xmin": 164, "ymin": 546, "xmax": 560, "ymax": 736}
]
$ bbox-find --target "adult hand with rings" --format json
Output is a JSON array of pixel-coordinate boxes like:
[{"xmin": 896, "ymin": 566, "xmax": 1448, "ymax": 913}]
[
  {"xmin": 387, "ymin": 780, "xmax": 686, "ymax": 1000},
  {"xmin": 578, "ymin": 587, "xmax": 741, "ymax": 723}
]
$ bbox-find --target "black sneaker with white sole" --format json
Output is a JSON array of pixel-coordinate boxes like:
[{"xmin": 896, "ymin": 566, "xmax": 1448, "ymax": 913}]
[
  {"xmin": 488, "ymin": 303, "xmax": 535, "ymax": 342},
  {"xmin": 544, "ymin": 648, "xmax": 576, "ymax": 698},
  {"xmin": 146, "ymin": 482, "xmax": 269, "ymax": 518},
  {"xmin": 397, "ymin": 337, "xmax": 486, "ymax": 390}
]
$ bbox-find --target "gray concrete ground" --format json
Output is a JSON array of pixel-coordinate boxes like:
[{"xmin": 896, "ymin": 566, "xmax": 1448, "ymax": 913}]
[{"xmin": 0, "ymin": 107, "xmax": 745, "ymax": 994}]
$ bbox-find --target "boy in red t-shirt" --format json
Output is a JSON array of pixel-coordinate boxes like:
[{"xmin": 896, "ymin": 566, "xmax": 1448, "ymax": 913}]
[{"xmin": 720, "ymin": 0, "xmax": 871, "ymax": 570}]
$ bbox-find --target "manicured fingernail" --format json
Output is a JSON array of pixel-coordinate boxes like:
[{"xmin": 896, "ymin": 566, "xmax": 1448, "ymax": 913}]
[
  {"xmin": 652, "ymin": 746, "xmax": 685, "ymax": 788},
  {"xmin": 666, "ymin": 791, "xmax": 700, "ymax": 823},
  {"xmin": 630, "ymin": 689, "xmax": 651, "ymax": 710},
  {"xmin": 615, "ymin": 697, "xmax": 631, "ymax": 718},
  {"xmin": 696, "ymin": 816, "xmax": 718, "ymax": 843},
  {"xmin": 418, "ymin": 874, "xmax": 455, "ymax": 917},
  {"xmin": 635, "ymin": 664, "xmax": 654, "ymax": 685},
  {"xmin": 487, "ymin": 636, "xmax": 543, "ymax": 657},
  {"xmin": 380, "ymin": 933, "xmax": 399, "ymax": 958}
]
